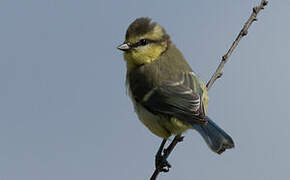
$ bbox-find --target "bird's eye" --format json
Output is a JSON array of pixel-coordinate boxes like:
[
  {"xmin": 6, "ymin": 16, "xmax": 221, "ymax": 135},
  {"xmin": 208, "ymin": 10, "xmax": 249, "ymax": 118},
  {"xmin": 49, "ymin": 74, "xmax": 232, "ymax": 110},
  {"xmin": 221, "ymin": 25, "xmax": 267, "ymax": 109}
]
[{"xmin": 140, "ymin": 39, "xmax": 147, "ymax": 46}]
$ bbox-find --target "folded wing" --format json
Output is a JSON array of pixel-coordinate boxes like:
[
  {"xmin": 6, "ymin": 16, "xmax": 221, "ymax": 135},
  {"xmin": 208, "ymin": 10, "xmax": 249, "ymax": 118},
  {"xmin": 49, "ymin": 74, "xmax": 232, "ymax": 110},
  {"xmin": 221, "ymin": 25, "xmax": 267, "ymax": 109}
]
[{"xmin": 140, "ymin": 72, "xmax": 207, "ymax": 125}]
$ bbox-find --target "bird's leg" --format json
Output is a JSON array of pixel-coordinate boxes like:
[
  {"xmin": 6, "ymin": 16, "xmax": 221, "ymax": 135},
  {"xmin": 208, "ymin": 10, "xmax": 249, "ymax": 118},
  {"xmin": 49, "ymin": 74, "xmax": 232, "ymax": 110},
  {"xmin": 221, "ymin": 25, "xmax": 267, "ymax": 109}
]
[
  {"xmin": 155, "ymin": 139, "xmax": 171, "ymax": 172},
  {"xmin": 154, "ymin": 135, "xmax": 184, "ymax": 173}
]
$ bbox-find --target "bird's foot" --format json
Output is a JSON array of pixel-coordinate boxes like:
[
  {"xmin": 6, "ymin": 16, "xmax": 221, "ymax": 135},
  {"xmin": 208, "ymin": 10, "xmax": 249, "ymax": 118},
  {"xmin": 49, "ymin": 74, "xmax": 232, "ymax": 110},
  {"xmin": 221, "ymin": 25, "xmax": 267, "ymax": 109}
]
[
  {"xmin": 154, "ymin": 135, "xmax": 184, "ymax": 173},
  {"xmin": 155, "ymin": 153, "xmax": 171, "ymax": 172}
]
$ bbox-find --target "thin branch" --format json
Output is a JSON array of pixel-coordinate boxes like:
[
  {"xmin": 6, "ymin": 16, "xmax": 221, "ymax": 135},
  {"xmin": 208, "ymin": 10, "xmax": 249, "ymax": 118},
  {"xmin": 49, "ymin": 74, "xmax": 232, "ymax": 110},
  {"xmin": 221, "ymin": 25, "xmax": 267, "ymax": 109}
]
[
  {"xmin": 206, "ymin": 0, "xmax": 268, "ymax": 90},
  {"xmin": 149, "ymin": 0, "xmax": 268, "ymax": 179}
]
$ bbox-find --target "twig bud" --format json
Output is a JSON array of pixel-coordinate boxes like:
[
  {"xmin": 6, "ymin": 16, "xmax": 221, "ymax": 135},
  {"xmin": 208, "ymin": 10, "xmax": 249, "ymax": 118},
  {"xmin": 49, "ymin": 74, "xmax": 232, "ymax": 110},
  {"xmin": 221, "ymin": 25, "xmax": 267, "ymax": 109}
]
[
  {"xmin": 253, "ymin": 7, "xmax": 258, "ymax": 14},
  {"xmin": 242, "ymin": 30, "xmax": 248, "ymax": 36},
  {"xmin": 222, "ymin": 55, "xmax": 227, "ymax": 61},
  {"xmin": 217, "ymin": 72, "xmax": 223, "ymax": 79}
]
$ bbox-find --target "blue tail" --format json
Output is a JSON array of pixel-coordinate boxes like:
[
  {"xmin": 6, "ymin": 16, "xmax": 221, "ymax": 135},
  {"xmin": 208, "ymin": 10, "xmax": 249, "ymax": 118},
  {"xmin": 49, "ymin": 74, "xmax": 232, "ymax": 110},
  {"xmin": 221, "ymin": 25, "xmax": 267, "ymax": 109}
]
[{"xmin": 194, "ymin": 116, "xmax": 234, "ymax": 154}]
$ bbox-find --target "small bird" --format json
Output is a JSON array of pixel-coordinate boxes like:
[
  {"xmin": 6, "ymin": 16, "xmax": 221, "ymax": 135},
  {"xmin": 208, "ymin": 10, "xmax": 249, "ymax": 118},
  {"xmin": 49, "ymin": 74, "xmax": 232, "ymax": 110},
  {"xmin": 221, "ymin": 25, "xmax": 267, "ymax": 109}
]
[{"xmin": 117, "ymin": 17, "xmax": 234, "ymax": 163}]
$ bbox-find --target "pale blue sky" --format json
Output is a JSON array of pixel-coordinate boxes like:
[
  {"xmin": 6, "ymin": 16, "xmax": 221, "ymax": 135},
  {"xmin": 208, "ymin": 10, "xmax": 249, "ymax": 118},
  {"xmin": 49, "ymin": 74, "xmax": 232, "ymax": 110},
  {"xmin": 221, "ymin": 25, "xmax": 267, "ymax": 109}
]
[{"xmin": 0, "ymin": 0, "xmax": 289, "ymax": 180}]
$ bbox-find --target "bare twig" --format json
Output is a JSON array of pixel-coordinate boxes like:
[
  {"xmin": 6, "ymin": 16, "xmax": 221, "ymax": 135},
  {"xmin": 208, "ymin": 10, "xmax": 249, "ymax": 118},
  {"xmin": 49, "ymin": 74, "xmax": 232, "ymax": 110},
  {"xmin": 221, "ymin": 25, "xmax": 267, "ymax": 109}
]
[
  {"xmin": 150, "ymin": 0, "xmax": 268, "ymax": 179},
  {"xmin": 206, "ymin": 0, "xmax": 268, "ymax": 90}
]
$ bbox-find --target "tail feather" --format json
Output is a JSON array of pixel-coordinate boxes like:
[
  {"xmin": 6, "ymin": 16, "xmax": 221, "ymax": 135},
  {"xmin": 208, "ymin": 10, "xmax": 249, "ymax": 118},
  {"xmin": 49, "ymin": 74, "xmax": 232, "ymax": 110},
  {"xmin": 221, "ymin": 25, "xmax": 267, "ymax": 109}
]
[{"xmin": 194, "ymin": 116, "xmax": 234, "ymax": 154}]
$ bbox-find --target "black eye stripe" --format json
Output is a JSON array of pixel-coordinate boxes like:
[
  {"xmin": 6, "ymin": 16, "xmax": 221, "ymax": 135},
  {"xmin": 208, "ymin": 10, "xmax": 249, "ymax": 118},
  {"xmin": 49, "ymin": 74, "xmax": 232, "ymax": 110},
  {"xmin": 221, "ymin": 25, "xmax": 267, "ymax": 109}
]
[
  {"xmin": 130, "ymin": 39, "xmax": 160, "ymax": 48},
  {"xmin": 140, "ymin": 39, "xmax": 147, "ymax": 45}
]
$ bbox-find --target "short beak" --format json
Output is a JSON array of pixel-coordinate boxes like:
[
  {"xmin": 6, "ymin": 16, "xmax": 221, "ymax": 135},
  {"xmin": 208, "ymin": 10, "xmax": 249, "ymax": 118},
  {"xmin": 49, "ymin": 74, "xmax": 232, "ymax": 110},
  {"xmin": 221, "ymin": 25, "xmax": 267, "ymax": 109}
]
[{"xmin": 117, "ymin": 43, "xmax": 130, "ymax": 51}]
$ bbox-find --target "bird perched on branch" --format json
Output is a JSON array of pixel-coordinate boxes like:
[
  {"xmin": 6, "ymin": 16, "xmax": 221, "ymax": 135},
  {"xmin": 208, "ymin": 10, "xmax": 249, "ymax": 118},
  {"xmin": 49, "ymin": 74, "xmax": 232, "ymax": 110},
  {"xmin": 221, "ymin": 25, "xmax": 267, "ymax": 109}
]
[{"xmin": 117, "ymin": 17, "xmax": 234, "ymax": 163}]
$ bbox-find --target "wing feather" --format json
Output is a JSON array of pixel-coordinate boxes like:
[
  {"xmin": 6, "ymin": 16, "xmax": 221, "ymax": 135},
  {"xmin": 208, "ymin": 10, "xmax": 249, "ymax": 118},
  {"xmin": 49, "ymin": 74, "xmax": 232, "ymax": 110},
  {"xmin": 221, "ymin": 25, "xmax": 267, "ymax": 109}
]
[{"xmin": 140, "ymin": 73, "xmax": 206, "ymax": 125}]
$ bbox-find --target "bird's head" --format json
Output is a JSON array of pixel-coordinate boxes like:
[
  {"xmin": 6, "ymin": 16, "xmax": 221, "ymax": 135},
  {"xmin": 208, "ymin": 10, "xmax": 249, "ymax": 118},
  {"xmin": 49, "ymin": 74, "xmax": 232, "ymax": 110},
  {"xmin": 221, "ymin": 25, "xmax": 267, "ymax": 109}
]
[{"xmin": 117, "ymin": 17, "xmax": 170, "ymax": 70}]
